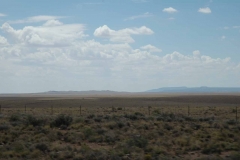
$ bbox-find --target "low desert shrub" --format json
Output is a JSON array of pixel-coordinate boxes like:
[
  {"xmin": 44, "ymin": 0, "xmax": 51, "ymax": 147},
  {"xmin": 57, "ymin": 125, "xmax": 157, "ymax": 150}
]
[
  {"xmin": 94, "ymin": 117, "xmax": 102, "ymax": 122},
  {"xmin": 83, "ymin": 127, "xmax": 94, "ymax": 139},
  {"xmin": 230, "ymin": 152, "xmax": 240, "ymax": 160},
  {"xmin": 226, "ymin": 119, "xmax": 237, "ymax": 125},
  {"xmin": 104, "ymin": 131, "xmax": 117, "ymax": 144},
  {"xmin": 124, "ymin": 114, "xmax": 138, "ymax": 120},
  {"xmin": 0, "ymin": 124, "xmax": 9, "ymax": 131},
  {"xmin": 26, "ymin": 115, "xmax": 45, "ymax": 126},
  {"xmin": 117, "ymin": 121, "xmax": 125, "ymax": 128},
  {"xmin": 9, "ymin": 114, "xmax": 21, "ymax": 122},
  {"xmin": 50, "ymin": 114, "xmax": 73, "ymax": 128},
  {"xmin": 126, "ymin": 135, "xmax": 148, "ymax": 148},
  {"xmin": 163, "ymin": 123, "xmax": 173, "ymax": 130},
  {"xmin": 201, "ymin": 142, "xmax": 223, "ymax": 154},
  {"xmin": 87, "ymin": 114, "xmax": 95, "ymax": 119},
  {"xmin": 35, "ymin": 143, "xmax": 48, "ymax": 152},
  {"xmin": 96, "ymin": 128, "xmax": 106, "ymax": 135}
]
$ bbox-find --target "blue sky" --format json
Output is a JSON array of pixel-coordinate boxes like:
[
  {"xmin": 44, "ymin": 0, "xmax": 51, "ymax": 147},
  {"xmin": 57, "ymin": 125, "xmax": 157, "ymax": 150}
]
[{"xmin": 0, "ymin": 0, "xmax": 240, "ymax": 93}]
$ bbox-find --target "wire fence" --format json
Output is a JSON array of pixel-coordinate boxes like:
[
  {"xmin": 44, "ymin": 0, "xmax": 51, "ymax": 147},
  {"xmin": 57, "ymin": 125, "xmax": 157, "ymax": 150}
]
[{"xmin": 0, "ymin": 103, "xmax": 238, "ymax": 123}]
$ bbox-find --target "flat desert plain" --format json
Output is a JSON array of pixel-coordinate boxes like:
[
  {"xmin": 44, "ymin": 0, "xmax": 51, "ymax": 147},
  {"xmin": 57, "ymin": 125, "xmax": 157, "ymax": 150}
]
[{"xmin": 0, "ymin": 93, "xmax": 240, "ymax": 159}]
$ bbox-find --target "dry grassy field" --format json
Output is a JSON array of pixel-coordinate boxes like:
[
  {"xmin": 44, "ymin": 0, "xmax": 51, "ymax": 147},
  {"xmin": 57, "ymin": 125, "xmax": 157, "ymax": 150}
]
[{"xmin": 0, "ymin": 94, "xmax": 240, "ymax": 159}]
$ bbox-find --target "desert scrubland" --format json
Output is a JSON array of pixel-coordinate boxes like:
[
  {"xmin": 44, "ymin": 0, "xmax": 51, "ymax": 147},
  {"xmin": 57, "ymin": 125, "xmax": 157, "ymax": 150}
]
[{"xmin": 0, "ymin": 94, "xmax": 240, "ymax": 159}]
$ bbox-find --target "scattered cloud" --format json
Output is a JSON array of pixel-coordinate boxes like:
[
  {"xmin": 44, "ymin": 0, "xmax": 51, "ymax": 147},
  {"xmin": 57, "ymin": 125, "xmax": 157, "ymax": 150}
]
[
  {"xmin": 223, "ymin": 26, "xmax": 240, "ymax": 30},
  {"xmin": 221, "ymin": 36, "xmax": 226, "ymax": 40},
  {"xmin": 162, "ymin": 7, "xmax": 178, "ymax": 13},
  {"xmin": 0, "ymin": 13, "xmax": 7, "ymax": 17},
  {"xmin": 8, "ymin": 15, "xmax": 65, "ymax": 24},
  {"xmin": 233, "ymin": 26, "xmax": 240, "ymax": 29},
  {"xmin": 83, "ymin": 2, "xmax": 102, "ymax": 5},
  {"xmin": 0, "ymin": 16, "xmax": 239, "ymax": 92},
  {"xmin": 223, "ymin": 26, "xmax": 229, "ymax": 30},
  {"xmin": 140, "ymin": 44, "xmax": 162, "ymax": 52},
  {"xmin": 94, "ymin": 25, "xmax": 154, "ymax": 43},
  {"xmin": 132, "ymin": 0, "xmax": 149, "ymax": 3},
  {"xmin": 124, "ymin": 12, "xmax": 153, "ymax": 21},
  {"xmin": 198, "ymin": 7, "xmax": 211, "ymax": 14},
  {"xmin": 169, "ymin": 17, "xmax": 175, "ymax": 20}
]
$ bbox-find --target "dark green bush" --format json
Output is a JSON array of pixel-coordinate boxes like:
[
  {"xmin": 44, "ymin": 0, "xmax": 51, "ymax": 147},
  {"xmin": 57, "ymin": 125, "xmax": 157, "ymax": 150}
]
[
  {"xmin": 127, "ymin": 135, "xmax": 148, "ymax": 148},
  {"xmin": 226, "ymin": 119, "xmax": 237, "ymax": 125},
  {"xmin": 50, "ymin": 114, "xmax": 73, "ymax": 128},
  {"xmin": 156, "ymin": 113, "xmax": 182, "ymax": 122},
  {"xmin": 9, "ymin": 114, "xmax": 20, "ymax": 122},
  {"xmin": 163, "ymin": 123, "xmax": 173, "ymax": 130},
  {"xmin": 83, "ymin": 127, "xmax": 94, "ymax": 139},
  {"xmin": 104, "ymin": 132, "xmax": 117, "ymax": 144},
  {"xmin": 201, "ymin": 143, "xmax": 222, "ymax": 154},
  {"xmin": 124, "ymin": 114, "xmax": 138, "ymax": 120},
  {"xmin": 104, "ymin": 115, "xmax": 110, "ymax": 120},
  {"xmin": 96, "ymin": 128, "xmax": 106, "ymax": 135},
  {"xmin": 94, "ymin": 117, "xmax": 102, "ymax": 122},
  {"xmin": 87, "ymin": 114, "xmax": 95, "ymax": 119},
  {"xmin": 35, "ymin": 143, "xmax": 48, "ymax": 152},
  {"xmin": 135, "ymin": 112, "xmax": 144, "ymax": 116},
  {"xmin": 230, "ymin": 152, "xmax": 240, "ymax": 160},
  {"xmin": 117, "ymin": 121, "xmax": 125, "ymax": 128},
  {"xmin": 0, "ymin": 124, "xmax": 9, "ymax": 131},
  {"xmin": 26, "ymin": 115, "xmax": 45, "ymax": 126}
]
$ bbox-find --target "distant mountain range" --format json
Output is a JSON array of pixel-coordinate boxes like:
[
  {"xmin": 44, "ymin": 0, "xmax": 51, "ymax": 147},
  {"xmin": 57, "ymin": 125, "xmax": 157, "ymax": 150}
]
[
  {"xmin": 1, "ymin": 87, "xmax": 240, "ymax": 96},
  {"xmin": 42, "ymin": 90, "xmax": 129, "ymax": 95},
  {"xmin": 146, "ymin": 87, "xmax": 240, "ymax": 93},
  {"xmin": 0, "ymin": 90, "xmax": 131, "ymax": 97},
  {"xmin": 30, "ymin": 87, "xmax": 240, "ymax": 94}
]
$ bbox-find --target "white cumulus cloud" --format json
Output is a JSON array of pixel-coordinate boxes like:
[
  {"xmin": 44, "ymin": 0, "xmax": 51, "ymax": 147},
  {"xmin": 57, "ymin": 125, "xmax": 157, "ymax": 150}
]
[
  {"xmin": 198, "ymin": 7, "xmax": 211, "ymax": 14},
  {"xmin": 0, "ymin": 16, "xmax": 239, "ymax": 92},
  {"xmin": 0, "ymin": 35, "xmax": 9, "ymax": 46},
  {"xmin": 43, "ymin": 19, "xmax": 63, "ymax": 26},
  {"xmin": 162, "ymin": 7, "xmax": 178, "ymax": 13},
  {"xmin": 193, "ymin": 50, "xmax": 201, "ymax": 57},
  {"xmin": 1, "ymin": 22, "xmax": 87, "ymax": 47},
  {"xmin": 94, "ymin": 25, "xmax": 154, "ymax": 43},
  {"xmin": 140, "ymin": 44, "xmax": 162, "ymax": 52}
]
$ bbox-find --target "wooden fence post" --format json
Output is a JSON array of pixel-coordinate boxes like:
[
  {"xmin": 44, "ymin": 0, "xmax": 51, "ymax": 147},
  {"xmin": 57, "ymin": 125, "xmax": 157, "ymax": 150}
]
[
  {"xmin": 25, "ymin": 105, "xmax": 26, "ymax": 113},
  {"xmin": 188, "ymin": 105, "xmax": 190, "ymax": 116}
]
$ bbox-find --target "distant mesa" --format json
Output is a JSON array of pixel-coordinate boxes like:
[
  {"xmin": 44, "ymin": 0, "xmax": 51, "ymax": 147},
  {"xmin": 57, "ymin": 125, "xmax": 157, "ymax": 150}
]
[{"xmin": 145, "ymin": 87, "xmax": 240, "ymax": 93}]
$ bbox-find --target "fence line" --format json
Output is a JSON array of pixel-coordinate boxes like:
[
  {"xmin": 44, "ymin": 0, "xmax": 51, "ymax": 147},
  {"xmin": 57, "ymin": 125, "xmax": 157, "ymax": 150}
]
[{"xmin": 0, "ymin": 104, "xmax": 238, "ymax": 122}]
